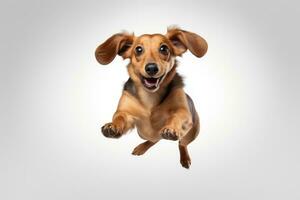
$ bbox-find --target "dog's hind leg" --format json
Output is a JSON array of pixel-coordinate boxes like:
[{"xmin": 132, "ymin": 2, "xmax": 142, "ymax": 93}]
[
  {"xmin": 132, "ymin": 141, "xmax": 157, "ymax": 156},
  {"xmin": 178, "ymin": 112, "xmax": 200, "ymax": 169},
  {"xmin": 179, "ymin": 145, "xmax": 191, "ymax": 169}
]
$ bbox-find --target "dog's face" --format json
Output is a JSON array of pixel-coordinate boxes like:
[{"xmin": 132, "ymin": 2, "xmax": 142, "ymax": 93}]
[
  {"xmin": 95, "ymin": 28, "xmax": 208, "ymax": 92},
  {"xmin": 129, "ymin": 34, "xmax": 176, "ymax": 92}
]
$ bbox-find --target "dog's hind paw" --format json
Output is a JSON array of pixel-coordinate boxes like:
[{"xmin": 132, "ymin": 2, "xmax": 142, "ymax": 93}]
[
  {"xmin": 180, "ymin": 157, "xmax": 191, "ymax": 169},
  {"xmin": 101, "ymin": 123, "xmax": 122, "ymax": 138},
  {"xmin": 132, "ymin": 144, "xmax": 148, "ymax": 156},
  {"xmin": 160, "ymin": 127, "xmax": 179, "ymax": 141},
  {"xmin": 132, "ymin": 141, "xmax": 156, "ymax": 156}
]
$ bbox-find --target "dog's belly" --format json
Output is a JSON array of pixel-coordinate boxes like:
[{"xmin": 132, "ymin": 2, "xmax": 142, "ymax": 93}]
[
  {"xmin": 136, "ymin": 121, "xmax": 159, "ymax": 141},
  {"xmin": 135, "ymin": 109, "xmax": 168, "ymax": 142}
]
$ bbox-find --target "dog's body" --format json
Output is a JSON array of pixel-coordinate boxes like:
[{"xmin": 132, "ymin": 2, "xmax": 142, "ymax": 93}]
[
  {"xmin": 122, "ymin": 70, "xmax": 199, "ymax": 143},
  {"xmin": 95, "ymin": 27, "xmax": 207, "ymax": 168}
]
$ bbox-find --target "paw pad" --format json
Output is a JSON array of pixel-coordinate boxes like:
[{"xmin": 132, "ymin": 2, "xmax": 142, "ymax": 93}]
[
  {"xmin": 161, "ymin": 128, "xmax": 179, "ymax": 141},
  {"xmin": 101, "ymin": 123, "xmax": 122, "ymax": 138}
]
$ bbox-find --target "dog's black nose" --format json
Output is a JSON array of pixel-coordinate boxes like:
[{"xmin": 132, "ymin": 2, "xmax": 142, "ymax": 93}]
[{"xmin": 145, "ymin": 63, "xmax": 158, "ymax": 76}]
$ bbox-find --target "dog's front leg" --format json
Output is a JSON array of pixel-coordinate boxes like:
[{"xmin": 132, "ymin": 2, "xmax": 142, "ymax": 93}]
[
  {"xmin": 101, "ymin": 91, "xmax": 137, "ymax": 138},
  {"xmin": 160, "ymin": 108, "xmax": 193, "ymax": 140},
  {"xmin": 159, "ymin": 89, "xmax": 193, "ymax": 141},
  {"xmin": 102, "ymin": 111, "xmax": 135, "ymax": 138}
]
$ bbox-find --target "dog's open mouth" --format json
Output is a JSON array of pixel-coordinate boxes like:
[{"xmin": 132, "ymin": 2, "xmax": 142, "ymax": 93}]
[{"xmin": 141, "ymin": 76, "xmax": 164, "ymax": 90}]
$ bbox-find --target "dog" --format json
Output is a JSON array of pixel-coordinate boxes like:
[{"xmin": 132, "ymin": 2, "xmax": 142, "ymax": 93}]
[{"xmin": 95, "ymin": 27, "xmax": 207, "ymax": 169}]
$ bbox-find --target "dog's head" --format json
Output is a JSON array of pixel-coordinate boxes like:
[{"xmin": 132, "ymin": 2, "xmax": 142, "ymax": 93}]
[{"xmin": 95, "ymin": 27, "xmax": 208, "ymax": 92}]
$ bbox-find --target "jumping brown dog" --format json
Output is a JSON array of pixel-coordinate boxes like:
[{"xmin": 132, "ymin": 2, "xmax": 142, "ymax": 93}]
[{"xmin": 95, "ymin": 27, "xmax": 207, "ymax": 169}]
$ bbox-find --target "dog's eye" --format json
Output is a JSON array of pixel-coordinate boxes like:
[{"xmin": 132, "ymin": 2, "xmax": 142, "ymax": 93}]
[
  {"xmin": 135, "ymin": 46, "xmax": 143, "ymax": 56},
  {"xmin": 159, "ymin": 44, "xmax": 169, "ymax": 55}
]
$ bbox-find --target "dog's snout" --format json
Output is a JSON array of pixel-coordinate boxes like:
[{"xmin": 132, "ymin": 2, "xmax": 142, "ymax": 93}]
[{"xmin": 145, "ymin": 63, "xmax": 158, "ymax": 76}]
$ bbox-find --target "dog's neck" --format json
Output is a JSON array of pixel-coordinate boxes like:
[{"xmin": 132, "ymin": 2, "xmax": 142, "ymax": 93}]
[{"xmin": 136, "ymin": 87, "xmax": 165, "ymax": 110}]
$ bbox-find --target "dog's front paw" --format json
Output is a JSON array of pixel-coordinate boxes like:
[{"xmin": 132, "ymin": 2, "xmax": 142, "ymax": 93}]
[
  {"xmin": 160, "ymin": 127, "xmax": 179, "ymax": 141},
  {"xmin": 101, "ymin": 123, "xmax": 122, "ymax": 138}
]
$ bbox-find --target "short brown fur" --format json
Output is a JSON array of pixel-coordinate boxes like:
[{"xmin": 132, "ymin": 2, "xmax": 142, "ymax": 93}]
[{"xmin": 96, "ymin": 27, "xmax": 207, "ymax": 169}]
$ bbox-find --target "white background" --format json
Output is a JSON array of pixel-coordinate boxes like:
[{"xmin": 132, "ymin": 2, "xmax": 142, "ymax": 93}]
[{"xmin": 1, "ymin": 0, "xmax": 299, "ymax": 199}]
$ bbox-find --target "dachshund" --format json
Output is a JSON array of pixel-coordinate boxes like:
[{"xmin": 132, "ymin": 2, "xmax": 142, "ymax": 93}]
[{"xmin": 95, "ymin": 27, "xmax": 207, "ymax": 169}]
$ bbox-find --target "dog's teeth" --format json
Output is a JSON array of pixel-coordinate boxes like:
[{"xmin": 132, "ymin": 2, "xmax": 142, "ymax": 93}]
[
  {"xmin": 155, "ymin": 79, "xmax": 159, "ymax": 87},
  {"xmin": 145, "ymin": 80, "xmax": 152, "ymax": 87}
]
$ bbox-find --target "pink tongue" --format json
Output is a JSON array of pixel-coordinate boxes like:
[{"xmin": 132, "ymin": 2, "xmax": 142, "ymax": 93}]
[{"xmin": 145, "ymin": 78, "xmax": 158, "ymax": 87}]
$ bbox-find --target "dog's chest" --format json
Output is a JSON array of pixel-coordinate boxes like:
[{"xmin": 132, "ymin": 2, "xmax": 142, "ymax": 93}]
[{"xmin": 134, "ymin": 91, "xmax": 168, "ymax": 141}]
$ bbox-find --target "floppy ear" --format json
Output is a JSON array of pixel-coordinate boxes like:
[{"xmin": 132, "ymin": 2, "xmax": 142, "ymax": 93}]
[
  {"xmin": 166, "ymin": 27, "xmax": 208, "ymax": 57},
  {"xmin": 95, "ymin": 32, "xmax": 134, "ymax": 65}
]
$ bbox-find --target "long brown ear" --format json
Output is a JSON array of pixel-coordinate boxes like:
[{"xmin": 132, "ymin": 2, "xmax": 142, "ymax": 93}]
[
  {"xmin": 166, "ymin": 27, "xmax": 208, "ymax": 57},
  {"xmin": 95, "ymin": 32, "xmax": 134, "ymax": 65}
]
